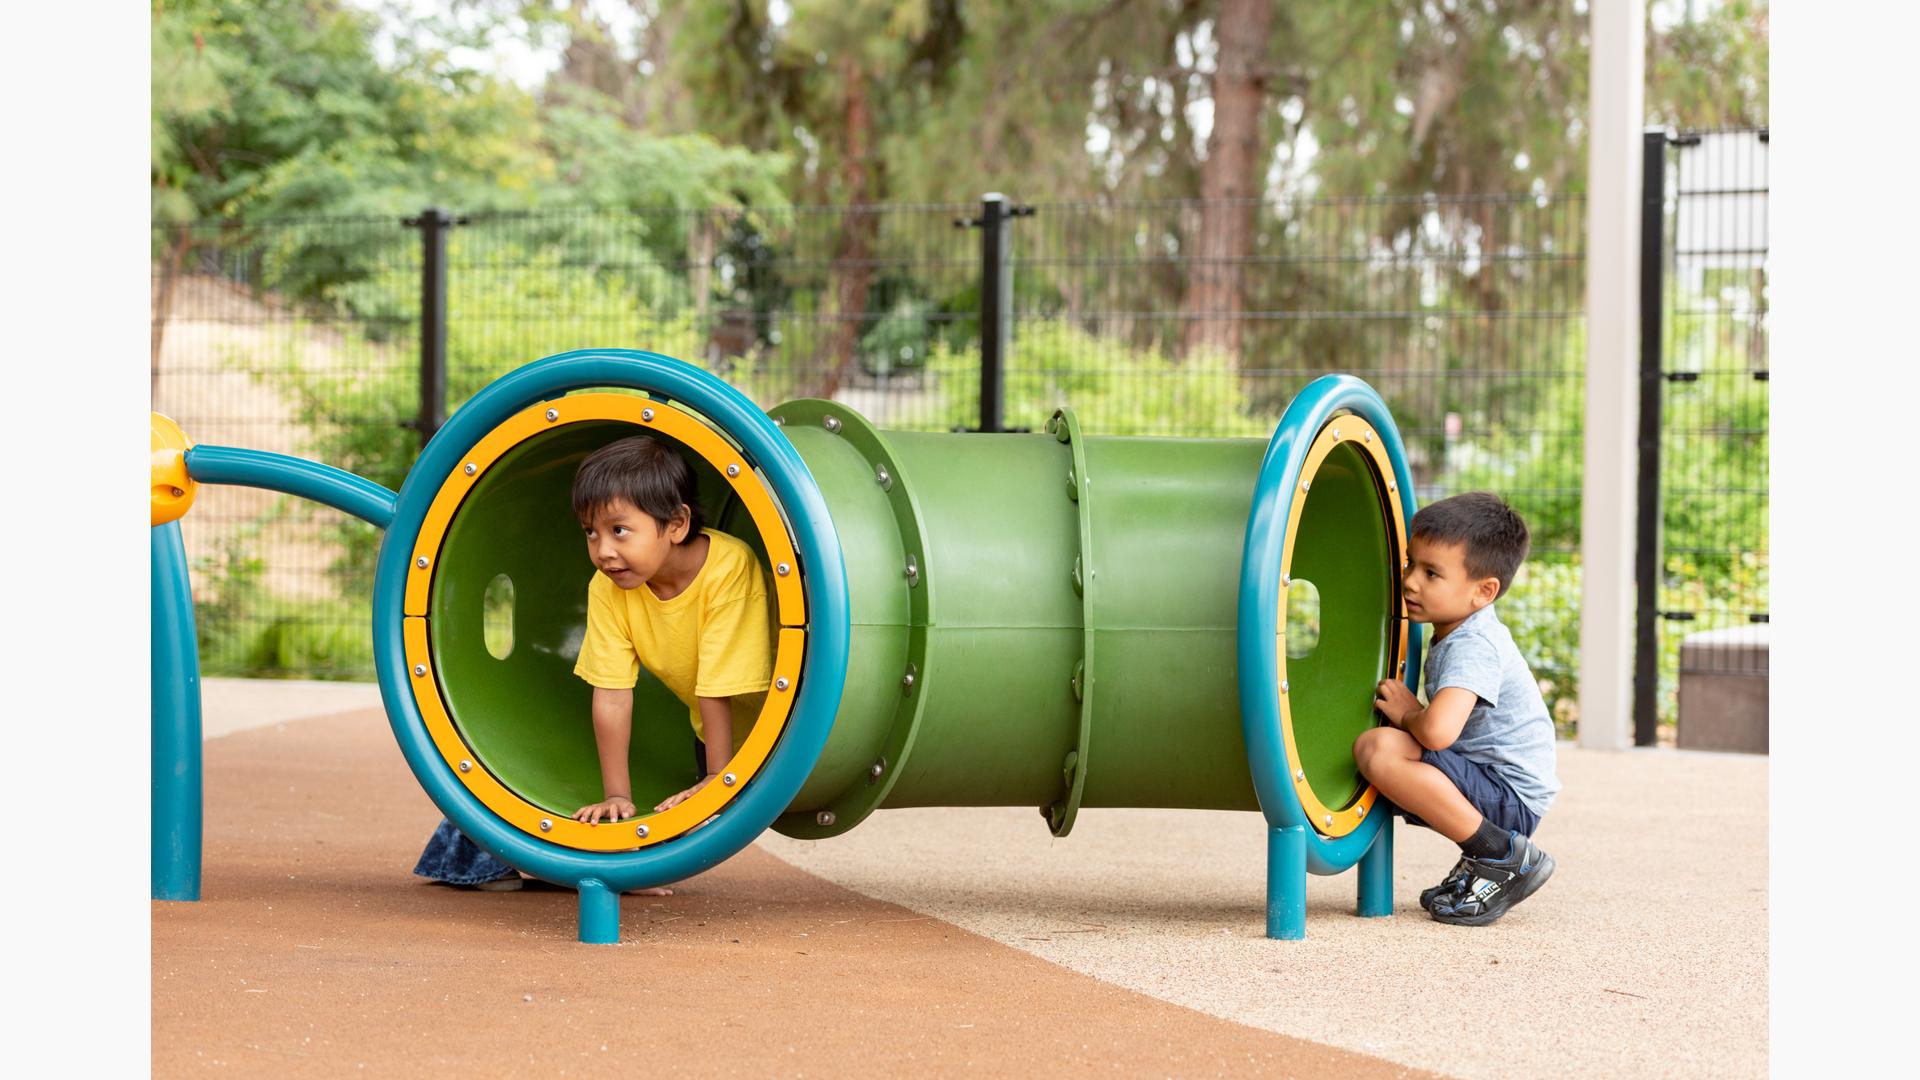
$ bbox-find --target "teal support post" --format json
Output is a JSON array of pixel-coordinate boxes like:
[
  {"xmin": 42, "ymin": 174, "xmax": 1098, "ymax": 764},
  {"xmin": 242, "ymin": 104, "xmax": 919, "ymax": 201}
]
[
  {"xmin": 1356, "ymin": 816, "xmax": 1393, "ymax": 917},
  {"xmin": 578, "ymin": 880, "xmax": 620, "ymax": 944},
  {"xmin": 152, "ymin": 522, "xmax": 202, "ymax": 902},
  {"xmin": 1266, "ymin": 825, "xmax": 1306, "ymax": 940}
]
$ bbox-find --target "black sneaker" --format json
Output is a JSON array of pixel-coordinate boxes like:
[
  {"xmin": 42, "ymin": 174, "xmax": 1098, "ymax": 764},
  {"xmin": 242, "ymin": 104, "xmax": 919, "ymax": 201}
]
[
  {"xmin": 1429, "ymin": 833, "xmax": 1554, "ymax": 926},
  {"xmin": 1421, "ymin": 858, "xmax": 1473, "ymax": 911}
]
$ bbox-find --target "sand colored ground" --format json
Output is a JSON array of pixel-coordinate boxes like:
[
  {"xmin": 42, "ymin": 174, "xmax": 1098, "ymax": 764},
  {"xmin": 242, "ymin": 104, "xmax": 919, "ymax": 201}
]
[
  {"xmin": 154, "ymin": 706, "xmax": 1434, "ymax": 1078},
  {"xmin": 160, "ymin": 685, "xmax": 1768, "ymax": 1077}
]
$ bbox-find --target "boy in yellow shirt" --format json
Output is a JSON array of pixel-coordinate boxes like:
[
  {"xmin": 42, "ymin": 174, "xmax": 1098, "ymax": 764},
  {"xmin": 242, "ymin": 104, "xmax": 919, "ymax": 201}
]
[
  {"xmin": 568, "ymin": 435, "xmax": 773, "ymax": 823},
  {"xmin": 411, "ymin": 435, "xmax": 770, "ymax": 893}
]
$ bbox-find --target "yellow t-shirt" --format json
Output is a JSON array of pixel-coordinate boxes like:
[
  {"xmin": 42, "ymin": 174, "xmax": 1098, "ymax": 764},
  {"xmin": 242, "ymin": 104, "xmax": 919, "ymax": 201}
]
[{"xmin": 572, "ymin": 528, "xmax": 773, "ymax": 747}]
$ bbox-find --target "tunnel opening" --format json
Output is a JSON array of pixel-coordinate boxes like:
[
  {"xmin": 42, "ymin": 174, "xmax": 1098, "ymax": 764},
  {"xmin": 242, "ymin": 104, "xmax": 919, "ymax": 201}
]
[{"xmin": 423, "ymin": 403, "xmax": 789, "ymax": 826}]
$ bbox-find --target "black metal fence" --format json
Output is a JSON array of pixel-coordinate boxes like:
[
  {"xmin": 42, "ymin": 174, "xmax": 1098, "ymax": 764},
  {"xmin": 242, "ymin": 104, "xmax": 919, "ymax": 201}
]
[
  {"xmin": 1634, "ymin": 128, "xmax": 1770, "ymax": 747},
  {"xmin": 155, "ymin": 189, "xmax": 1597, "ymax": 732}
]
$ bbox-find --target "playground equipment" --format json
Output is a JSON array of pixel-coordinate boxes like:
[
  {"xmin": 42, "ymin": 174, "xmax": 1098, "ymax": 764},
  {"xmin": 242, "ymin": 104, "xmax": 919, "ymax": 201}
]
[{"xmin": 151, "ymin": 349, "xmax": 1420, "ymax": 943}]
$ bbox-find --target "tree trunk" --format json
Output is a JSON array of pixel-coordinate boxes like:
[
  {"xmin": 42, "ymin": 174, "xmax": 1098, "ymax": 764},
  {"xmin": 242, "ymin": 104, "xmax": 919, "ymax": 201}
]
[
  {"xmin": 1180, "ymin": 0, "xmax": 1275, "ymax": 362},
  {"xmin": 152, "ymin": 231, "xmax": 192, "ymax": 399},
  {"xmin": 813, "ymin": 56, "xmax": 876, "ymax": 399}
]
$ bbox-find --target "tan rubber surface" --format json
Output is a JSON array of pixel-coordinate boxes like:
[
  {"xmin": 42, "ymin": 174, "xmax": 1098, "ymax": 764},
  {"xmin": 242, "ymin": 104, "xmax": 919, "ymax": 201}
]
[{"xmin": 153, "ymin": 711, "xmax": 1437, "ymax": 1078}]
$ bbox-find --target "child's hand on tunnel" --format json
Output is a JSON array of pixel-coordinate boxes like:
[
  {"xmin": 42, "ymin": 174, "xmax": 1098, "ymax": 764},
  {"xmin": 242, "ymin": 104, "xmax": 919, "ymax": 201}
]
[
  {"xmin": 654, "ymin": 775, "xmax": 714, "ymax": 813},
  {"xmin": 573, "ymin": 796, "xmax": 638, "ymax": 824},
  {"xmin": 1374, "ymin": 678, "xmax": 1420, "ymax": 727}
]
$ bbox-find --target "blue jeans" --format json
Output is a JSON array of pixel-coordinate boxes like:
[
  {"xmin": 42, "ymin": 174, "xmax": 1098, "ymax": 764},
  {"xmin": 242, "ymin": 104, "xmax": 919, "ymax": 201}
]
[
  {"xmin": 415, "ymin": 738, "xmax": 709, "ymax": 884},
  {"xmin": 413, "ymin": 819, "xmax": 518, "ymax": 885}
]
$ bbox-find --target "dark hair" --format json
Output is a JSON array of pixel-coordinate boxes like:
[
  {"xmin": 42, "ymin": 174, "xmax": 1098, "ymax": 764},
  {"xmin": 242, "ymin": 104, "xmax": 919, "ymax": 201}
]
[
  {"xmin": 571, "ymin": 435, "xmax": 704, "ymax": 543},
  {"xmin": 1409, "ymin": 491, "xmax": 1530, "ymax": 598}
]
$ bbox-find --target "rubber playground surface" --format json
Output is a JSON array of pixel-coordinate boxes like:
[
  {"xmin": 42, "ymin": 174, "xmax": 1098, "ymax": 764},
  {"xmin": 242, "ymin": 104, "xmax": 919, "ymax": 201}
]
[{"xmin": 153, "ymin": 683, "xmax": 1768, "ymax": 1078}]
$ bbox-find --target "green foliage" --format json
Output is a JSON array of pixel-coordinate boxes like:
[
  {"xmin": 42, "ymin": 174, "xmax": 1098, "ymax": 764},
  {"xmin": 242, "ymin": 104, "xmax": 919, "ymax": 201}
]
[{"xmin": 923, "ymin": 321, "xmax": 1276, "ymax": 436}]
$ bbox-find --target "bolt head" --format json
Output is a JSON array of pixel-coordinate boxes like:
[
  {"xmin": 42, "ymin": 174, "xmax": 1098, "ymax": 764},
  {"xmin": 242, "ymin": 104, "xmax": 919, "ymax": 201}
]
[
  {"xmin": 170, "ymin": 486, "xmax": 185, "ymax": 498},
  {"xmin": 869, "ymin": 762, "xmax": 884, "ymax": 778},
  {"xmin": 1333, "ymin": 429, "xmax": 1342, "ymax": 440},
  {"xmin": 1324, "ymin": 814, "xmax": 1333, "ymax": 826},
  {"xmin": 901, "ymin": 672, "xmax": 916, "ymax": 688},
  {"xmin": 1281, "ymin": 574, "xmax": 1290, "ymax": 588},
  {"xmin": 1388, "ymin": 481, "xmax": 1397, "ymax": 493},
  {"xmin": 1300, "ymin": 480, "xmax": 1311, "ymax": 492},
  {"xmin": 416, "ymin": 555, "xmax": 430, "ymax": 569},
  {"xmin": 722, "ymin": 772, "xmax": 737, "ymax": 786},
  {"xmin": 1358, "ymin": 804, "xmax": 1367, "ymax": 816},
  {"xmin": 1294, "ymin": 769, "xmax": 1304, "ymax": 780},
  {"xmin": 1364, "ymin": 431, "xmax": 1373, "ymax": 443},
  {"xmin": 412, "ymin": 664, "xmax": 427, "ymax": 677},
  {"xmin": 464, "ymin": 462, "xmax": 477, "ymax": 476},
  {"xmin": 816, "ymin": 811, "xmax": 836, "ymax": 827},
  {"xmin": 727, "ymin": 463, "xmax": 740, "ymax": 477},
  {"xmin": 539, "ymin": 818, "xmax": 553, "ymax": 832},
  {"xmin": 1281, "ymin": 680, "xmax": 1290, "ymax": 693},
  {"xmin": 776, "ymin": 562, "xmax": 791, "ymax": 576},
  {"xmin": 544, "ymin": 408, "xmax": 559, "ymax": 422},
  {"xmin": 642, "ymin": 407, "xmax": 655, "ymax": 421},
  {"xmin": 458, "ymin": 760, "xmax": 472, "ymax": 773},
  {"xmin": 636, "ymin": 825, "xmax": 650, "ymax": 838},
  {"xmin": 775, "ymin": 677, "xmax": 790, "ymax": 691},
  {"xmin": 824, "ymin": 415, "xmax": 842, "ymax": 433}
]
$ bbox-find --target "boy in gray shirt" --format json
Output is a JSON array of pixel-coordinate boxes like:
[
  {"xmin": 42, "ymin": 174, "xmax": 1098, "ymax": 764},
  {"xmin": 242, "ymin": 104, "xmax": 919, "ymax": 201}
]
[{"xmin": 1357, "ymin": 492, "xmax": 1561, "ymax": 926}]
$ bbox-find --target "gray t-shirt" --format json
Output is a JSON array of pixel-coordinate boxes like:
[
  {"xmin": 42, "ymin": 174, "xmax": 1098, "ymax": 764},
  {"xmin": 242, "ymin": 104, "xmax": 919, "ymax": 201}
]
[{"xmin": 1422, "ymin": 604, "xmax": 1561, "ymax": 816}]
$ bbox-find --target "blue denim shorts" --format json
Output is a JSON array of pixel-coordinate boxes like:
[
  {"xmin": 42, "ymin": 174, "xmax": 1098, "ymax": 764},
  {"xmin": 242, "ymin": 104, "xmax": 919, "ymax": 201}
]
[{"xmin": 1398, "ymin": 747, "xmax": 1541, "ymax": 837}]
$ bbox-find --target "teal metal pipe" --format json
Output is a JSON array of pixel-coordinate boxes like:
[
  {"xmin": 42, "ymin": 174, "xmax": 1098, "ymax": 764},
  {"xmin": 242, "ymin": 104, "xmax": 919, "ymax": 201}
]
[
  {"xmin": 1267, "ymin": 825, "xmax": 1307, "ymax": 940},
  {"xmin": 1357, "ymin": 816, "xmax": 1393, "ymax": 916},
  {"xmin": 185, "ymin": 445, "xmax": 399, "ymax": 529},
  {"xmin": 151, "ymin": 521, "xmax": 202, "ymax": 902}
]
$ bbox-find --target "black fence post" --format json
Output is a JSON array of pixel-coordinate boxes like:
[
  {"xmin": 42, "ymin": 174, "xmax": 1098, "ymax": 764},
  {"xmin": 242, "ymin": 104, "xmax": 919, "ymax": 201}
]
[
  {"xmin": 1632, "ymin": 131, "xmax": 1668, "ymax": 748},
  {"xmin": 957, "ymin": 193, "xmax": 1033, "ymax": 433},
  {"xmin": 402, "ymin": 207, "xmax": 463, "ymax": 447}
]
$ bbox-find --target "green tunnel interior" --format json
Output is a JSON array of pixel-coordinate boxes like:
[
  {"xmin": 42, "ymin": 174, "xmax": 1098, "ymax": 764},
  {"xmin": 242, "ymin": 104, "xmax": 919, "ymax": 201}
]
[
  {"xmin": 426, "ymin": 415, "xmax": 775, "ymax": 815},
  {"xmin": 1282, "ymin": 439, "xmax": 1397, "ymax": 813}
]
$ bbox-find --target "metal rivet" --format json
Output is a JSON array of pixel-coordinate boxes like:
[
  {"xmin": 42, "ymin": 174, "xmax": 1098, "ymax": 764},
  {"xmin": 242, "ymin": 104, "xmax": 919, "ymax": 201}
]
[
  {"xmin": 1281, "ymin": 574, "xmax": 1291, "ymax": 588},
  {"xmin": 170, "ymin": 486, "xmax": 185, "ymax": 498},
  {"xmin": 1324, "ymin": 814, "xmax": 1333, "ymax": 826},
  {"xmin": 904, "ymin": 554, "xmax": 919, "ymax": 584},
  {"xmin": 642, "ymin": 407, "xmax": 655, "ymax": 421},
  {"xmin": 1333, "ymin": 429, "xmax": 1342, "ymax": 440},
  {"xmin": 458, "ymin": 760, "xmax": 472, "ymax": 773},
  {"xmin": 464, "ymin": 463, "xmax": 477, "ymax": 476},
  {"xmin": 1388, "ymin": 481, "xmax": 1397, "ymax": 493},
  {"xmin": 776, "ymin": 562, "xmax": 791, "ymax": 576},
  {"xmin": 1358, "ymin": 804, "xmax": 1367, "ymax": 817},
  {"xmin": 727, "ymin": 463, "xmax": 740, "ymax": 478},
  {"xmin": 1294, "ymin": 769, "xmax": 1304, "ymax": 780},
  {"xmin": 869, "ymin": 761, "xmax": 885, "ymax": 778},
  {"xmin": 412, "ymin": 664, "xmax": 427, "ymax": 677},
  {"xmin": 722, "ymin": 772, "xmax": 737, "ymax": 786},
  {"xmin": 539, "ymin": 819, "xmax": 553, "ymax": 832},
  {"xmin": 1300, "ymin": 480, "xmax": 1311, "ymax": 492},
  {"xmin": 775, "ymin": 677, "xmax": 790, "ymax": 691},
  {"xmin": 1364, "ymin": 431, "xmax": 1373, "ymax": 443},
  {"xmin": 1399, "ymin": 660, "xmax": 1407, "ymax": 674},
  {"xmin": 416, "ymin": 555, "xmax": 430, "ymax": 569},
  {"xmin": 636, "ymin": 824, "xmax": 650, "ymax": 838},
  {"xmin": 875, "ymin": 465, "xmax": 891, "ymax": 489},
  {"xmin": 816, "ymin": 811, "xmax": 836, "ymax": 827},
  {"xmin": 901, "ymin": 671, "xmax": 916, "ymax": 689},
  {"xmin": 1281, "ymin": 680, "xmax": 1290, "ymax": 693},
  {"xmin": 545, "ymin": 408, "xmax": 559, "ymax": 422},
  {"xmin": 824, "ymin": 415, "xmax": 842, "ymax": 433},
  {"xmin": 774, "ymin": 416, "xmax": 786, "ymax": 426}
]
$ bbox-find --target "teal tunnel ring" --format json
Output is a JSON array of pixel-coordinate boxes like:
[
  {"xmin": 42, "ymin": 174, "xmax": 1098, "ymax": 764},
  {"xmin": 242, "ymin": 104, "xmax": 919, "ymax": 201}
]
[
  {"xmin": 1238, "ymin": 374, "xmax": 1422, "ymax": 876},
  {"xmin": 371, "ymin": 349, "xmax": 851, "ymax": 894}
]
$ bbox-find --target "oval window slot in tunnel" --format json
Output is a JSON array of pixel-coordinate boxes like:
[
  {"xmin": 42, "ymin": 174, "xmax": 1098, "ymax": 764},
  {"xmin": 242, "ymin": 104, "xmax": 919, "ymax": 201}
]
[
  {"xmin": 483, "ymin": 573, "xmax": 515, "ymax": 660},
  {"xmin": 1285, "ymin": 577, "xmax": 1321, "ymax": 659}
]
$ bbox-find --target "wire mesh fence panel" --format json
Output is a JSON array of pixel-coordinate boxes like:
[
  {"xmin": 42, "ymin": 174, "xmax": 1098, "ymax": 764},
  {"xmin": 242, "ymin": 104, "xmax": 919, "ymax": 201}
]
[
  {"xmin": 152, "ymin": 217, "xmax": 418, "ymax": 679},
  {"xmin": 1654, "ymin": 128, "xmax": 1769, "ymax": 746}
]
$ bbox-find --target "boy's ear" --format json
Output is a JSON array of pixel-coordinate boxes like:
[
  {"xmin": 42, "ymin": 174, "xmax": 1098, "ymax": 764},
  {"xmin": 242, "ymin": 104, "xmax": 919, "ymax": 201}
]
[
  {"xmin": 1472, "ymin": 575, "xmax": 1501, "ymax": 608},
  {"xmin": 666, "ymin": 504, "xmax": 692, "ymax": 543}
]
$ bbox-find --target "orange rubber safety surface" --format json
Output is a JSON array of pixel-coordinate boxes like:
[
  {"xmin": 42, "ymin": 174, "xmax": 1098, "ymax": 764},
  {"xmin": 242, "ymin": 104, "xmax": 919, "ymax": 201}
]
[{"xmin": 152, "ymin": 712, "xmax": 1438, "ymax": 1078}]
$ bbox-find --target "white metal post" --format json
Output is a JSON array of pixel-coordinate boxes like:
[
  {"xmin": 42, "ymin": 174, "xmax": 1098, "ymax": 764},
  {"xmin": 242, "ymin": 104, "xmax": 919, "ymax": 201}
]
[{"xmin": 1580, "ymin": 0, "xmax": 1646, "ymax": 751}]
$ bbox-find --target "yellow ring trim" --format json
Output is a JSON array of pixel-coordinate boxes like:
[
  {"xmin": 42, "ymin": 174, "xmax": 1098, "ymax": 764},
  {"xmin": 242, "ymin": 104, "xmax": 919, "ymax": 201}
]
[
  {"xmin": 1276, "ymin": 416, "xmax": 1410, "ymax": 838},
  {"xmin": 402, "ymin": 393, "xmax": 808, "ymax": 851}
]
